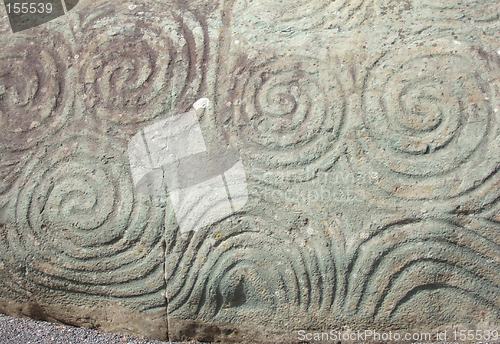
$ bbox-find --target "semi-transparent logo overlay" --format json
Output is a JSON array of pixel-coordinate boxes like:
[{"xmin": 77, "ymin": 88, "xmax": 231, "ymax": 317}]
[{"xmin": 128, "ymin": 99, "xmax": 248, "ymax": 233}]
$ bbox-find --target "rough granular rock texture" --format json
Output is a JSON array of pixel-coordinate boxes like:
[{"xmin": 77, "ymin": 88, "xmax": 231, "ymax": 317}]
[
  {"xmin": 0, "ymin": 0, "xmax": 499, "ymax": 343},
  {"xmin": 0, "ymin": 313, "xmax": 173, "ymax": 344}
]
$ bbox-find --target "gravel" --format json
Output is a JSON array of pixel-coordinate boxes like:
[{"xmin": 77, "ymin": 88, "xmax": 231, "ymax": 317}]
[{"xmin": 0, "ymin": 314, "xmax": 178, "ymax": 344}]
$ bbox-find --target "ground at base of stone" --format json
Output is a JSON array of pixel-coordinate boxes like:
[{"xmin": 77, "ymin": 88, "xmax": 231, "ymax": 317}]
[{"xmin": 0, "ymin": 314, "xmax": 204, "ymax": 344}]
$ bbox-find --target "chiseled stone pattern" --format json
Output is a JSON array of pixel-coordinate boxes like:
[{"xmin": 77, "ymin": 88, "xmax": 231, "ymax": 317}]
[{"xmin": 0, "ymin": 0, "xmax": 498, "ymax": 342}]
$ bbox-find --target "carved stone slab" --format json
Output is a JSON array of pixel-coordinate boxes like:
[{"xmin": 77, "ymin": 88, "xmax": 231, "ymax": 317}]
[{"xmin": 0, "ymin": 0, "xmax": 498, "ymax": 342}]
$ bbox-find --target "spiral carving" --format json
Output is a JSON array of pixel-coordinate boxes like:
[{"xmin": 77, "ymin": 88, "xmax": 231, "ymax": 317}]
[
  {"xmin": 344, "ymin": 218, "xmax": 500, "ymax": 324},
  {"xmin": 348, "ymin": 39, "xmax": 499, "ymax": 209},
  {"xmin": 0, "ymin": 29, "xmax": 74, "ymax": 197},
  {"xmin": 165, "ymin": 201, "xmax": 336, "ymax": 324},
  {"xmin": 11, "ymin": 135, "xmax": 165, "ymax": 310},
  {"xmin": 225, "ymin": 55, "xmax": 346, "ymax": 183},
  {"xmin": 78, "ymin": 2, "xmax": 207, "ymax": 135}
]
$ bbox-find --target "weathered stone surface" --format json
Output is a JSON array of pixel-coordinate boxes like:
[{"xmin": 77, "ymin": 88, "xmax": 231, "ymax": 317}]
[{"xmin": 0, "ymin": 0, "xmax": 499, "ymax": 343}]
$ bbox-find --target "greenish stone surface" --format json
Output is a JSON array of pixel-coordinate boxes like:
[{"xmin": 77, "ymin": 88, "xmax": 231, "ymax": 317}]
[{"xmin": 0, "ymin": 0, "xmax": 498, "ymax": 342}]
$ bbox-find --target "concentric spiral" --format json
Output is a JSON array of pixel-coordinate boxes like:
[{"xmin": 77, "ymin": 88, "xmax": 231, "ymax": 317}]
[
  {"xmin": 344, "ymin": 218, "xmax": 500, "ymax": 324},
  {"xmin": 0, "ymin": 29, "xmax": 74, "ymax": 197},
  {"xmin": 78, "ymin": 2, "xmax": 206, "ymax": 135},
  {"xmin": 224, "ymin": 55, "xmax": 346, "ymax": 183},
  {"xmin": 165, "ymin": 201, "xmax": 336, "ymax": 324},
  {"xmin": 348, "ymin": 39, "xmax": 499, "ymax": 209},
  {"xmin": 11, "ymin": 135, "xmax": 165, "ymax": 310},
  {"xmin": 233, "ymin": 0, "xmax": 372, "ymax": 31}
]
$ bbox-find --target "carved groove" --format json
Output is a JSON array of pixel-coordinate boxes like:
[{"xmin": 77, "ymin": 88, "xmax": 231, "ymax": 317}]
[
  {"xmin": 77, "ymin": 2, "xmax": 207, "ymax": 136},
  {"xmin": 0, "ymin": 29, "xmax": 74, "ymax": 198},
  {"xmin": 348, "ymin": 38, "xmax": 499, "ymax": 210},
  {"xmin": 223, "ymin": 54, "xmax": 346, "ymax": 183},
  {"xmin": 8, "ymin": 135, "xmax": 165, "ymax": 311}
]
